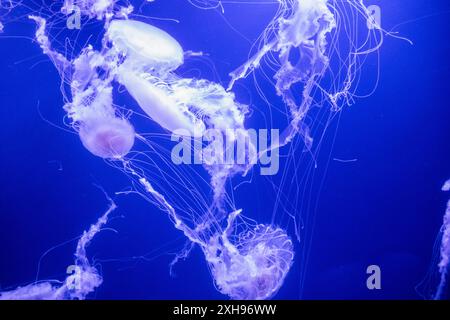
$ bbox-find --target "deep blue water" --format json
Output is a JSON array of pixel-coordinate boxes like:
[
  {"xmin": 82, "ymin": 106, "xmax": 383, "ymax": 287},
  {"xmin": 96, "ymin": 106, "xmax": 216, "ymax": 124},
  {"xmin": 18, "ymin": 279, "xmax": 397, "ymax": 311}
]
[{"xmin": 0, "ymin": 0, "xmax": 449, "ymax": 299}]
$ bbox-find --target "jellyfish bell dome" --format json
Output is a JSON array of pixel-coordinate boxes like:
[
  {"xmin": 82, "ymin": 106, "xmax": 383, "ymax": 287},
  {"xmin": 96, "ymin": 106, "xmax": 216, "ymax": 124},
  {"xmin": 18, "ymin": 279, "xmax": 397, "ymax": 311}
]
[
  {"xmin": 79, "ymin": 117, "xmax": 135, "ymax": 159},
  {"xmin": 106, "ymin": 19, "xmax": 184, "ymax": 71}
]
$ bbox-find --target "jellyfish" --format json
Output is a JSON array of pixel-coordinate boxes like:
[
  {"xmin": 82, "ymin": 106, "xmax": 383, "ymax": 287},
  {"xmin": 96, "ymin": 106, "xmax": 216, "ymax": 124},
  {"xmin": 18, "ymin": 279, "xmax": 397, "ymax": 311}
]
[
  {"xmin": 29, "ymin": 15, "xmax": 137, "ymax": 160},
  {"xmin": 133, "ymin": 177, "xmax": 295, "ymax": 300},
  {"xmin": 204, "ymin": 210, "xmax": 294, "ymax": 300},
  {"xmin": 78, "ymin": 115, "xmax": 135, "ymax": 159},
  {"xmin": 227, "ymin": 0, "xmax": 387, "ymax": 155},
  {"xmin": 433, "ymin": 179, "xmax": 450, "ymax": 300},
  {"xmin": 416, "ymin": 179, "xmax": 450, "ymax": 300}
]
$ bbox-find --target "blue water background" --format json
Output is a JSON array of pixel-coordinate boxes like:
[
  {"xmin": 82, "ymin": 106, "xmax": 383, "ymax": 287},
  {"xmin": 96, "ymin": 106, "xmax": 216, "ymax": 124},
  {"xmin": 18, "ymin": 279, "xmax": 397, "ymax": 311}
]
[{"xmin": 0, "ymin": 0, "xmax": 449, "ymax": 299}]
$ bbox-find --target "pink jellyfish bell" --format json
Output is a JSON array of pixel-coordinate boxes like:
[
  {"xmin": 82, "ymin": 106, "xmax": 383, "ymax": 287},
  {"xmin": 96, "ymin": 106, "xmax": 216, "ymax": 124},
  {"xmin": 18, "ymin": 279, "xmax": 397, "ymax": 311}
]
[{"xmin": 79, "ymin": 116, "xmax": 135, "ymax": 159}]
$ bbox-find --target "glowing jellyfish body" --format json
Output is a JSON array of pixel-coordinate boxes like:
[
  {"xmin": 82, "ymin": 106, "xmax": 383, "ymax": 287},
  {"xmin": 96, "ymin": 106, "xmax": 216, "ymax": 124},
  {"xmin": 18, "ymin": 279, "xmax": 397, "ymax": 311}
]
[
  {"xmin": 68, "ymin": 70, "xmax": 136, "ymax": 160},
  {"xmin": 107, "ymin": 19, "xmax": 184, "ymax": 71},
  {"xmin": 205, "ymin": 211, "xmax": 294, "ymax": 300},
  {"xmin": 107, "ymin": 19, "xmax": 209, "ymax": 136},
  {"xmin": 79, "ymin": 116, "xmax": 135, "ymax": 159},
  {"xmin": 29, "ymin": 15, "xmax": 136, "ymax": 160},
  {"xmin": 117, "ymin": 68, "xmax": 206, "ymax": 137}
]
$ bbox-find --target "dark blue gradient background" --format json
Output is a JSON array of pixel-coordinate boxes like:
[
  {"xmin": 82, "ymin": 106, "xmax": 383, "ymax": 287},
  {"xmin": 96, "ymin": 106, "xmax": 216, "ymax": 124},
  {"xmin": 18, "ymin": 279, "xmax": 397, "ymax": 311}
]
[{"xmin": 0, "ymin": 0, "xmax": 449, "ymax": 299}]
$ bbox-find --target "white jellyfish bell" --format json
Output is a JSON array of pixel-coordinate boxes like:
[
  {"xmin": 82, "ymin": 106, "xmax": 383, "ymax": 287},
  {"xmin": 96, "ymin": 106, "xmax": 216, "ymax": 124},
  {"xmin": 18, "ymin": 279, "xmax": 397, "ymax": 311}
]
[{"xmin": 106, "ymin": 19, "xmax": 184, "ymax": 72}]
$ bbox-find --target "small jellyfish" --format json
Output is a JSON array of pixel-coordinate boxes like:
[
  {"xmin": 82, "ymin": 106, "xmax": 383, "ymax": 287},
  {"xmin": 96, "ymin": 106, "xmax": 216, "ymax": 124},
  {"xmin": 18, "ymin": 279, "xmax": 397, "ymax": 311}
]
[
  {"xmin": 204, "ymin": 211, "xmax": 294, "ymax": 300},
  {"xmin": 29, "ymin": 15, "xmax": 136, "ymax": 160},
  {"xmin": 79, "ymin": 116, "xmax": 135, "ymax": 159},
  {"xmin": 132, "ymin": 170, "xmax": 294, "ymax": 300}
]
